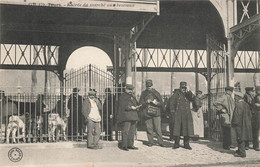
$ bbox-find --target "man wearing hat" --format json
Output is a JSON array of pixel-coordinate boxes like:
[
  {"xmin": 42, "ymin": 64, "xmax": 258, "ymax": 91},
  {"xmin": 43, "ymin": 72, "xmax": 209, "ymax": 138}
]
[
  {"xmin": 82, "ymin": 90, "xmax": 102, "ymax": 149},
  {"xmin": 214, "ymin": 86, "xmax": 235, "ymax": 150},
  {"xmin": 139, "ymin": 79, "xmax": 165, "ymax": 147},
  {"xmin": 232, "ymin": 92, "xmax": 252, "ymax": 157},
  {"xmin": 251, "ymin": 86, "xmax": 260, "ymax": 151},
  {"xmin": 243, "ymin": 87, "xmax": 255, "ymax": 150},
  {"xmin": 168, "ymin": 81, "xmax": 195, "ymax": 150},
  {"xmin": 117, "ymin": 84, "xmax": 140, "ymax": 151},
  {"xmin": 67, "ymin": 87, "xmax": 83, "ymax": 139}
]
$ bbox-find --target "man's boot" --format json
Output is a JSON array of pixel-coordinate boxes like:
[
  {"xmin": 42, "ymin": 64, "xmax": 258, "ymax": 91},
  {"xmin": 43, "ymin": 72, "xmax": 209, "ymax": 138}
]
[
  {"xmin": 184, "ymin": 136, "xmax": 192, "ymax": 150},
  {"xmin": 173, "ymin": 136, "xmax": 180, "ymax": 149}
]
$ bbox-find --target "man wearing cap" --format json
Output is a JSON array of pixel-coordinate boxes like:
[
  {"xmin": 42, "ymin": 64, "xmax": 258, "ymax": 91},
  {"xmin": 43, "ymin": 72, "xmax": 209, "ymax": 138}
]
[
  {"xmin": 214, "ymin": 86, "xmax": 235, "ymax": 150},
  {"xmin": 168, "ymin": 81, "xmax": 195, "ymax": 150},
  {"xmin": 82, "ymin": 90, "xmax": 102, "ymax": 149},
  {"xmin": 67, "ymin": 87, "xmax": 83, "ymax": 139},
  {"xmin": 251, "ymin": 86, "xmax": 260, "ymax": 151},
  {"xmin": 117, "ymin": 84, "xmax": 140, "ymax": 151},
  {"xmin": 139, "ymin": 79, "xmax": 165, "ymax": 147},
  {"xmin": 232, "ymin": 92, "xmax": 252, "ymax": 157},
  {"xmin": 243, "ymin": 87, "xmax": 255, "ymax": 150}
]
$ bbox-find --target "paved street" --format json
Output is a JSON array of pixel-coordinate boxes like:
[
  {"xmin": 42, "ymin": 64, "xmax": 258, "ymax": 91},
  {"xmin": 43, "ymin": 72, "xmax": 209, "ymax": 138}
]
[{"xmin": 0, "ymin": 132, "xmax": 259, "ymax": 167}]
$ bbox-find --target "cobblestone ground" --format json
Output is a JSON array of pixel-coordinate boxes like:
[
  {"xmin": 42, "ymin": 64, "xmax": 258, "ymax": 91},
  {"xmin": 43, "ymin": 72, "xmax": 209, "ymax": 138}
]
[{"xmin": 0, "ymin": 132, "xmax": 259, "ymax": 167}]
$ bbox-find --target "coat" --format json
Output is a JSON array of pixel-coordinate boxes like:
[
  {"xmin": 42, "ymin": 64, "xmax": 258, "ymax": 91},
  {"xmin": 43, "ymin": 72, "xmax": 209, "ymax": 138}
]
[
  {"xmin": 117, "ymin": 92, "xmax": 139, "ymax": 123},
  {"xmin": 214, "ymin": 93, "xmax": 235, "ymax": 126},
  {"xmin": 139, "ymin": 88, "xmax": 164, "ymax": 118},
  {"xmin": 252, "ymin": 95, "xmax": 260, "ymax": 130},
  {"xmin": 232, "ymin": 100, "xmax": 252, "ymax": 141},
  {"xmin": 0, "ymin": 98, "xmax": 18, "ymax": 124},
  {"xmin": 168, "ymin": 89, "xmax": 194, "ymax": 136},
  {"xmin": 81, "ymin": 97, "xmax": 102, "ymax": 123},
  {"xmin": 67, "ymin": 93, "xmax": 83, "ymax": 126}
]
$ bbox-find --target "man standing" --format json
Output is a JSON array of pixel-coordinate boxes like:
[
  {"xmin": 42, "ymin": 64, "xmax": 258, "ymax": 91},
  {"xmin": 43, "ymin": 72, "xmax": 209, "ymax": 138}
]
[
  {"xmin": 139, "ymin": 79, "xmax": 165, "ymax": 147},
  {"xmin": 117, "ymin": 84, "xmax": 140, "ymax": 151},
  {"xmin": 232, "ymin": 92, "xmax": 252, "ymax": 157},
  {"xmin": 252, "ymin": 86, "xmax": 260, "ymax": 151},
  {"xmin": 214, "ymin": 86, "xmax": 235, "ymax": 150},
  {"xmin": 67, "ymin": 88, "xmax": 83, "ymax": 139},
  {"xmin": 168, "ymin": 81, "xmax": 194, "ymax": 150},
  {"xmin": 82, "ymin": 90, "xmax": 102, "ymax": 149}
]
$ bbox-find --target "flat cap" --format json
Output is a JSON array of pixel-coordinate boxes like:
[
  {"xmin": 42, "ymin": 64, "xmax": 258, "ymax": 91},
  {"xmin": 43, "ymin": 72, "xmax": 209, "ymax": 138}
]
[
  {"xmin": 245, "ymin": 87, "xmax": 254, "ymax": 92},
  {"xmin": 126, "ymin": 84, "xmax": 134, "ymax": 90},
  {"xmin": 256, "ymin": 86, "xmax": 260, "ymax": 91},
  {"xmin": 196, "ymin": 90, "xmax": 203, "ymax": 95},
  {"xmin": 73, "ymin": 88, "xmax": 80, "ymax": 92},
  {"xmin": 180, "ymin": 81, "xmax": 187, "ymax": 88},
  {"xmin": 88, "ymin": 90, "xmax": 96, "ymax": 95},
  {"xmin": 146, "ymin": 79, "xmax": 153, "ymax": 87},
  {"xmin": 225, "ymin": 86, "xmax": 234, "ymax": 92}
]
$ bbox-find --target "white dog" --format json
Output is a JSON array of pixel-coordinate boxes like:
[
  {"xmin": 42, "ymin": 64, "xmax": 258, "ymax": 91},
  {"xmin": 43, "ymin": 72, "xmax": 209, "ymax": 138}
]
[
  {"xmin": 48, "ymin": 113, "xmax": 67, "ymax": 142},
  {"xmin": 6, "ymin": 115, "xmax": 26, "ymax": 144}
]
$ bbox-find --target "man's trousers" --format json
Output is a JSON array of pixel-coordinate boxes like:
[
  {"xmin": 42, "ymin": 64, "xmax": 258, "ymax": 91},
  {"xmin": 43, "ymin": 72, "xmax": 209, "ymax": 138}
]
[
  {"xmin": 87, "ymin": 119, "xmax": 101, "ymax": 147},
  {"xmin": 122, "ymin": 121, "xmax": 136, "ymax": 148},
  {"xmin": 145, "ymin": 116, "xmax": 163, "ymax": 145}
]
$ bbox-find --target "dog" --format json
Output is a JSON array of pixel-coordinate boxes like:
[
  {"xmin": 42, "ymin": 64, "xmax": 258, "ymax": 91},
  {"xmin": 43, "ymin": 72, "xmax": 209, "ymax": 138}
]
[
  {"xmin": 6, "ymin": 115, "xmax": 26, "ymax": 144},
  {"xmin": 48, "ymin": 113, "xmax": 67, "ymax": 142}
]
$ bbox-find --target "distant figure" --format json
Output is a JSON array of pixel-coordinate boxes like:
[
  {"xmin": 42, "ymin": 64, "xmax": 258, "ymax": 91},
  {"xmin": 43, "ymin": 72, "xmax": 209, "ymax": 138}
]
[
  {"xmin": 52, "ymin": 95, "xmax": 67, "ymax": 117},
  {"xmin": 67, "ymin": 88, "xmax": 83, "ymax": 139},
  {"xmin": 232, "ymin": 92, "xmax": 252, "ymax": 157},
  {"xmin": 34, "ymin": 94, "xmax": 46, "ymax": 142},
  {"xmin": 139, "ymin": 79, "xmax": 165, "ymax": 147},
  {"xmin": 251, "ymin": 86, "xmax": 260, "ymax": 151},
  {"xmin": 168, "ymin": 82, "xmax": 195, "ymax": 150},
  {"xmin": 117, "ymin": 84, "xmax": 140, "ymax": 151},
  {"xmin": 82, "ymin": 90, "xmax": 102, "ymax": 149},
  {"xmin": 191, "ymin": 90, "xmax": 204, "ymax": 138},
  {"xmin": 103, "ymin": 88, "xmax": 115, "ymax": 141}
]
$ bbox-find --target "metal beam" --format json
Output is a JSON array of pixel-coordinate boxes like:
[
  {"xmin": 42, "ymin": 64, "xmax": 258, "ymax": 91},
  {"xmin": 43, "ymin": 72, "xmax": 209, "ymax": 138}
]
[
  {"xmin": 0, "ymin": 64, "xmax": 59, "ymax": 71},
  {"xmin": 1, "ymin": 23, "xmax": 129, "ymax": 35}
]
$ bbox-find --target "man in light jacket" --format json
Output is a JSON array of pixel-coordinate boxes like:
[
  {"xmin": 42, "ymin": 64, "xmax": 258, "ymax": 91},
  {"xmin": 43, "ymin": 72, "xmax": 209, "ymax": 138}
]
[{"xmin": 82, "ymin": 90, "xmax": 102, "ymax": 149}]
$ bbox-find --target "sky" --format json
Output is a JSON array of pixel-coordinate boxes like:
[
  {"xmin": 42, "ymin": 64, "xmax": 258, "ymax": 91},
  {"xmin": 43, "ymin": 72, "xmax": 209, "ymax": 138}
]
[{"xmin": 66, "ymin": 46, "xmax": 112, "ymax": 70}]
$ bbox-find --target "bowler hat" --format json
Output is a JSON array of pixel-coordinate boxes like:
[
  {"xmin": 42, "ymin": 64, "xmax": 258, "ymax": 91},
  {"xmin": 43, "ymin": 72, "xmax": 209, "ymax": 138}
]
[
  {"xmin": 180, "ymin": 81, "xmax": 187, "ymax": 88},
  {"xmin": 126, "ymin": 84, "xmax": 134, "ymax": 90},
  {"xmin": 245, "ymin": 87, "xmax": 254, "ymax": 92},
  {"xmin": 73, "ymin": 88, "xmax": 80, "ymax": 93},
  {"xmin": 146, "ymin": 79, "xmax": 153, "ymax": 87},
  {"xmin": 256, "ymin": 86, "xmax": 260, "ymax": 91},
  {"xmin": 225, "ymin": 86, "xmax": 234, "ymax": 92}
]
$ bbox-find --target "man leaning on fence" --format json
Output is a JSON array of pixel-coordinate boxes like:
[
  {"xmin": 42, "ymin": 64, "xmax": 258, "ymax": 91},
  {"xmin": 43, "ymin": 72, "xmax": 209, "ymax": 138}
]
[
  {"xmin": 82, "ymin": 90, "xmax": 102, "ymax": 149},
  {"xmin": 214, "ymin": 86, "xmax": 235, "ymax": 150},
  {"xmin": 67, "ymin": 88, "xmax": 83, "ymax": 139},
  {"xmin": 117, "ymin": 84, "xmax": 141, "ymax": 151}
]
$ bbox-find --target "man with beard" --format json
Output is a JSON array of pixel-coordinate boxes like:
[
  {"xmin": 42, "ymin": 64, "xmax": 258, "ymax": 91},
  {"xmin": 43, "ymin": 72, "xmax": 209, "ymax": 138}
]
[{"xmin": 117, "ymin": 84, "xmax": 141, "ymax": 151}]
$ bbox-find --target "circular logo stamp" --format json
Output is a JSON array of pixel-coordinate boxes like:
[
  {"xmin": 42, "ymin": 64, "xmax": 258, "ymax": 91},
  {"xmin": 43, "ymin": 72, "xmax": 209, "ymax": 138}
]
[{"xmin": 8, "ymin": 147, "xmax": 23, "ymax": 162}]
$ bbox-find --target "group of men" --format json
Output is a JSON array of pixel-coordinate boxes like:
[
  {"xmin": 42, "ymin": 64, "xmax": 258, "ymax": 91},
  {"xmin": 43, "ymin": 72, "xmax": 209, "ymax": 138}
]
[
  {"xmin": 65, "ymin": 79, "xmax": 260, "ymax": 156},
  {"xmin": 214, "ymin": 86, "xmax": 260, "ymax": 157}
]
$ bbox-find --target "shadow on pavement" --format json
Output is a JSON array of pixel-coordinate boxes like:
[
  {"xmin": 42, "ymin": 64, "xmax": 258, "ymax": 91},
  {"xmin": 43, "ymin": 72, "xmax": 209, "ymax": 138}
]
[{"xmin": 193, "ymin": 139, "xmax": 235, "ymax": 155}]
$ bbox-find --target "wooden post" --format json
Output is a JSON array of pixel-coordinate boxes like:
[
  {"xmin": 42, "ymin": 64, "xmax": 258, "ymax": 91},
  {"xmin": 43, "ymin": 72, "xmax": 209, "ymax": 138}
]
[{"xmin": 195, "ymin": 50, "xmax": 199, "ymax": 92}]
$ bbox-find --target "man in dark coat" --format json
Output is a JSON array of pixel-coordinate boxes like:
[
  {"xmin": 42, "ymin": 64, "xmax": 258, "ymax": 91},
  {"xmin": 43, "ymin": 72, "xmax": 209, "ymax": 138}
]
[
  {"xmin": 67, "ymin": 88, "xmax": 83, "ymax": 139},
  {"xmin": 139, "ymin": 79, "xmax": 165, "ymax": 147},
  {"xmin": 168, "ymin": 81, "xmax": 195, "ymax": 150},
  {"xmin": 252, "ymin": 86, "xmax": 260, "ymax": 151},
  {"xmin": 103, "ymin": 88, "xmax": 115, "ymax": 141},
  {"xmin": 232, "ymin": 92, "xmax": 252, "ymax": 157},
  {"xmin": 117, "ymin": 84, "xmax": 140, "ymax": 151},
  {"xmin": 82, "ymin": 90, "xmax": 102, "ymax": 149},
  {"xmin": 244, "ymin": 87, "xmax": 255, "ymax": 150}
]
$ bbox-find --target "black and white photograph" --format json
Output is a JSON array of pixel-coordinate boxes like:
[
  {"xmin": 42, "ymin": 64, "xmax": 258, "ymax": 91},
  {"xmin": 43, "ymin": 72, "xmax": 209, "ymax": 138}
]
[{"xmin": 0, "ymin": 0, "xmax": 259, "ymax": 166}]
